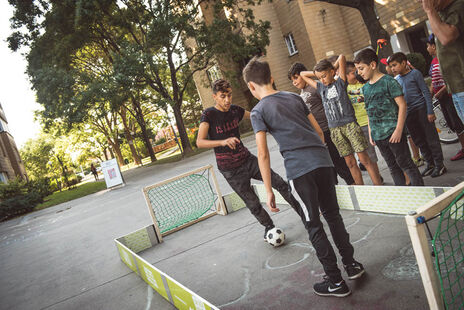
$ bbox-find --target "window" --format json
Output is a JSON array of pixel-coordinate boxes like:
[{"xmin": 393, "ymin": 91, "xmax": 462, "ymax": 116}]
[
  {"xmin": 206, "ymin": 65, "xmax": 222, "ymax": 86},
  {"xmin": 284, "ymin": 33, "xmax": 298, "ymax": 56}
]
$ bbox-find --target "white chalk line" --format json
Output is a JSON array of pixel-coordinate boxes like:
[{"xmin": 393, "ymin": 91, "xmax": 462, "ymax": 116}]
[
  {"xmin": 218, "ymin": 267, "xmax": 250, "ymax": 308},
  {"xmin": 145, "ymin": 285, "xmax": 154, "ymax": 310}
]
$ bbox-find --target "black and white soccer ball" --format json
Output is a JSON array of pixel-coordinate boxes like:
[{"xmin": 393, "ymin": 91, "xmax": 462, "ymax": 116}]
[{"xmin": 266, "ymin": 227, "xmax": 285, "ymax": 247}]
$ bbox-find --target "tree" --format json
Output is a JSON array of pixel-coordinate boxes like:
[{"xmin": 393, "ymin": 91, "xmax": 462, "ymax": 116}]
[
  {"xmin": 315, "ymin": 0, "xmax": 393, "ymax": 60},
  {"xmin": 8, "ymin": 0, "xmax": 271, "ymax": 155}
]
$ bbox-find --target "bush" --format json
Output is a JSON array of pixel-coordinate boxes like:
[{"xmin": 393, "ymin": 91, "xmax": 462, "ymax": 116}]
[
  {"xmin": 0, "ymin": 178, "xmax": 53, "ymax": 221},
  {"xmin": 154, "ymin": 137, "xmax": 167, "ymax": 145},
  {"xmin": 407, "ymin": 53, "xmax": 427, "ymax": 76}
]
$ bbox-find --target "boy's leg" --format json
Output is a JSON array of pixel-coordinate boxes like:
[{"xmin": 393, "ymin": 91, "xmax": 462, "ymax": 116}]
[
  {"xmin": 357, "ymin": 151, "xmax": 383, "ymax": 185},
  {"xmin": 288, "ymin": 171, "xmax": 343, "ymax": 283},
  {"xmin": 324, "ymin": 130, "xmax": 355, "ymax": 185},
  {"xmin": 344, "ymin": 154, "xmax": 363, "ymax": 185},
  {"xmin": 330, "ymin": 125, "xmax": 363, "ymax": 185},
  {"xmin": 315, "ymin": 167, "xmax": 355, "ymax": 265},
  {"xmin": 452, "ymin": 92, "xmax": 464, "ymax": 123},
  {"xmin": 440, "ymin": 95, "xmax": 464, "ymax": 160},
  {"xmin": 389, "ymin": 135, "xmax": 425, "ymax": 186},
  {"xmin": 247, "ymin": 154, "xmax": 299, "ymax": 209},
  {"xmin": 406, "ymin": 109, "xmax": 435, "ymax": 174},
  {"xmin": 220, "ymin": 161, "xmax": 273, "ymax": 229},
  {"xmin": 415, "ymin": 107, "xmax": 444, "ymax": 169},
  {"xmin": 375, "ymin": 138, "xmax": 407, "ymax": 186}
]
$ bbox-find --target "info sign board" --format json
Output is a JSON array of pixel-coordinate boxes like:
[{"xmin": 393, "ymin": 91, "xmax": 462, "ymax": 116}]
[{"xmin": 100, "ymin": 158, "xmax": 124, "ymax": 188}]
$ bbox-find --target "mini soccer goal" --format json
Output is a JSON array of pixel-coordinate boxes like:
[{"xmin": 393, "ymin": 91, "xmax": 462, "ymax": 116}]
[
  {"xmin": 142, "ymin": 165, "xmax": 227, "ymax": 242},
  {"xmin": 406, "ymin": 182, "xmax": 464, "ymax": 310}
]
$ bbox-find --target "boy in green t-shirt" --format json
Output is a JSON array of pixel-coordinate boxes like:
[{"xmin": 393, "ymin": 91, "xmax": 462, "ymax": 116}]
[
  {"xmin": 346, "ymin": 61, "xmax": 382, "ymax": 181},
  {"xmin": 354, "ymin": 49, "xmax": 424, "ymax": 186}
]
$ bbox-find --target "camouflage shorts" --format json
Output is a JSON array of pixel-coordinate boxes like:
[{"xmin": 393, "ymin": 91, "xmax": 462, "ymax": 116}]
[{"xmin": 330, "ymin": 121, "xmax": 368, "ymax": 157}]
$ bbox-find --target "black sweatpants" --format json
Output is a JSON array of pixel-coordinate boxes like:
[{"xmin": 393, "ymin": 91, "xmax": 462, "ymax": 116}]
[
  {"xmin": 324, "ymin": 131, "xmax": 355, "ymax": 185},
  {"xmin": 289, "ymin": 167, "xmax": 355, "ymax": 283},
  {"xmin": 406, "ymin": 106, "xmax": 444, "ymax": 167},
  {"xmin": 375, "ymin": 134, "xmax": 424, "ymax": 186},
  {"xmin": 220, "ymin": 154, "xmax": 298, "ymax": 228}
]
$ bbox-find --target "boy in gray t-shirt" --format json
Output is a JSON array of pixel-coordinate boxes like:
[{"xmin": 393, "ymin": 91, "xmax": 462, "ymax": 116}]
[
  {"xmin": 243, "ymin": 57, "xmax": 365, "ymax": 298},
  {"xmin": 301, "ymin": 55, "xmax": 382, "ymax": 186}
]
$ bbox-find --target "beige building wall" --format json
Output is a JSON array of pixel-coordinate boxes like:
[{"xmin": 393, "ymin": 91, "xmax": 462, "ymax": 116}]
[{"xmin": 195, "ymin": 0, "xmax": 429, "ymax": 111}]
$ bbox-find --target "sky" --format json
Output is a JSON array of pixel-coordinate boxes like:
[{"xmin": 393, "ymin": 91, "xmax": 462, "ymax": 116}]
[{"xmin": 0, "ymin": 2, "xmax": 42, "ymax": 148}]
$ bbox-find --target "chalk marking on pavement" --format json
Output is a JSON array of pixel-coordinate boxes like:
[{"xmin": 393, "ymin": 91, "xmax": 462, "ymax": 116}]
[{"xmin": 218, "ymin": 267, "xmax": 250, "ymax": 308}]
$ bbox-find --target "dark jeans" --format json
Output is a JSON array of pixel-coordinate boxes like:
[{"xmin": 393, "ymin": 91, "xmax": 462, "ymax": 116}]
[
  {"xmin": 375, "ymin": 134, "xmax": 424, "ymax": 186},
  {"xmin": 439, "ymin": 95, "xmax": 464, "ymax": 134},
  {"xmin": 220, "ymin": 154, "xmax": 298, "ymax": 228},
  {"xmin": 289, "ymin": 167, "xmax": 355, "ymax": 283},
  {"xmin": 406, "ymin": 106, "xmax": 444, "ymax": 167},
  {"xmin": 324, "ymin": 131, "xmax": 355, "ymax": 185}
]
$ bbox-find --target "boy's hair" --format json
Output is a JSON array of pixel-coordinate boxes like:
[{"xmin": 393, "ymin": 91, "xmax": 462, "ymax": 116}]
[
  {"xmin": 212, "ymin": 79, "xmax": 232, "ymax": 94},
  {"xmin": 327, "ymin": 55, "xmax": 338, "ymax": 64},
  {"xmin": 354, "ymin": 48, "xmax": 378, "ymax": 65},
  {"xmin": 287, "ymin": 62, "xmax": 307, "ymax": 80},
  {"xmin": 314, "ymin": 59, "xmax": 334, "ymax": 72},
  {"xmin": 242, "ymin": 56, "xmax": 271, "ymax": 85},
  {"xmin": 346, "ymin": 61, "xmax": 356, "ymax": 71},
  {"xmin": 427, "ymin": 33, "xmax": 435, "ymax": 45},
  {"xmin": 387, "ymin": 52, "xmax": 408, "ymax": 64}
]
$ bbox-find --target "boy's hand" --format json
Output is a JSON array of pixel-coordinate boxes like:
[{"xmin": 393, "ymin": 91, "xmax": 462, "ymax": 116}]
[
  {"xmin": 389, "ymin": 129, "xmax": 402, "ymax": 143},
  {"xmin": 267, "ymin": 192, "xmax": 280, "ymax": 212},
  {"xmin": 428, "ymin": 114, "xmax": 436, "ymax": 122},
  {"xmin": 420, "ymin": 0, "xmax": 436, "ymax": 13},
  {"xmin": 370, "ymin": 136, "xmax": 376, "ymax": 146},
  {"xmin": 221, "ymin": 137, "xmax": 240, "ymax": 149}
]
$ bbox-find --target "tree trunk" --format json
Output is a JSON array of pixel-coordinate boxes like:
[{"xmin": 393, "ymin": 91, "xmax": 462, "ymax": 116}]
[
  {"xmin": 131, "ymin": 98, "xmax": 157, "ymax": 162},
  {"xmin": 108, "ymin": 138, "xmax": 124, "ymax": 167},
  {"xmin": 119, "ymin": 107, "xmax": 142, "ymax": 165},
  {"xmin": 173, "ymin": 102, "xmax": 193, "ymax": 155},
  {"xmin": 357, "ymin": 0, "xmax": 393, "ymax": 67}
]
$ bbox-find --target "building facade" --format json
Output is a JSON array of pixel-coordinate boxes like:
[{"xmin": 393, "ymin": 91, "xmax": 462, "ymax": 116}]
[
  {"xmin": 0, "ymin": 103, "xmax": 27, "ymax": 183},
  {"xmin": 194, "ymin": 0, "xmax": 431, "ymax": 110}
]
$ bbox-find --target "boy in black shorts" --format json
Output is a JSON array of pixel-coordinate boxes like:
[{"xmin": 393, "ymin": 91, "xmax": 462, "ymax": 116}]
[
  {"xmin": 196, "ymin": 79, "xmax": 300, "ymax": 241},
  {"xmin": 243, "ymin": 57, "xmax": 364, "ymax": 297}
]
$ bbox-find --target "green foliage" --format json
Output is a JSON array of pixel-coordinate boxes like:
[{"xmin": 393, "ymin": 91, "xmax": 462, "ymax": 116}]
[
  {"xmin": 155, "ymin": 137, "xmax": 167, "ymax": 145},
  {"xmin": 0, "ymin": 178, "xmax": 53, "ymax": 221},
  {"xmin": 407, "ymin": 53, "xmax": 427, "ymax": 76}
]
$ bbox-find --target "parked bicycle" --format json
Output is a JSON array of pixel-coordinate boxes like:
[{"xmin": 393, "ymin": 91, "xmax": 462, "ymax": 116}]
[{"xmin": 433, "ymin": 97, "xmax": 459, "ymax": 144}]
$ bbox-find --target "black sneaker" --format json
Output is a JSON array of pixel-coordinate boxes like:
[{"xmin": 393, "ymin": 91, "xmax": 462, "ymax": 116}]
[
  {"xmin": 264, "ymin": 225, "xmax": 274, "ymax": 242},
  {"xmin": 431, "ymin": 165, "xmax": 447, "ymax": 178},
  {"xmin": 313, "ymin": 275, "xmax": 351, "ymax": 297},
  {"xmin": 421, "ymin": 165, "xmax": 435, "ymax": 177},
  {"xmin": 344, "ymin": 261, "xmax": 365, "ymax": 280}
]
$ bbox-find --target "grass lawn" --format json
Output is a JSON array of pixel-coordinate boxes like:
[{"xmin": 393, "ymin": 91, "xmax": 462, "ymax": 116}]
[{"xmin": 35, "ymin": 181, "xmax": 107, "ymax": 211}]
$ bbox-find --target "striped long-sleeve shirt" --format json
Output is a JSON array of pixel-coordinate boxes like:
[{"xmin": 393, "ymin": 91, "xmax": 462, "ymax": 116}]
[{"xmin": 430, "ymin": 57, "xmax": 446, "ymax": 95}]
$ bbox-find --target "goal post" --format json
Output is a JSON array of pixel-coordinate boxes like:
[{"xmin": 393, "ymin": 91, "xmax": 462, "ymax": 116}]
[
  {"xmin": 142, "ymin": 165, "xmax": 227, "ymax": 243},
  {"xmin": 406, "ymin": 182, "xmax": 464, "ymax": 310}
]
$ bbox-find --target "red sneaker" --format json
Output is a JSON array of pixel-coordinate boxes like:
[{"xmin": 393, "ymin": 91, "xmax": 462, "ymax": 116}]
[{"xmin": 451, "ymin": 149, "xmax": 464, "ymax": 161}]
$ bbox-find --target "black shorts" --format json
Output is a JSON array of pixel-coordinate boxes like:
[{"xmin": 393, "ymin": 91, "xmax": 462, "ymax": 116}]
[{"xmin": 439, "ymin": 95, "xmax": 464, "ymax": 134}]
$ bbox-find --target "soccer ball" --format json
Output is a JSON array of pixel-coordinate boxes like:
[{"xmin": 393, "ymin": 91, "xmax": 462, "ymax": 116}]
[{"xmin": 266, "ymin": 227, "xmax": 285, "ymax": 247}]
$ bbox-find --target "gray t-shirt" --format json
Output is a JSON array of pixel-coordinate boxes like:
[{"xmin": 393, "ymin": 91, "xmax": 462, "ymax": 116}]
[
  {"xmin": 300, "ymin": 85, "xmax": 329, "ymax": 132},
  {"xmin": 250, "ymin": 91, "xmax": 333, "ymax": 180},
  {"xmin": 317, "ymin": 78, "xmax": 356, "ymax": 128}
]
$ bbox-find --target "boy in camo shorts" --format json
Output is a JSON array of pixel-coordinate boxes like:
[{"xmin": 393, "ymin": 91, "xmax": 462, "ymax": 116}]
[{"xmin": 300, "ymin": 55, "xmax": 382, "ymax": 185}]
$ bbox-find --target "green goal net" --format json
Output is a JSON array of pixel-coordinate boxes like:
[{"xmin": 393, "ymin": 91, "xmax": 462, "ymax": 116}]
[
  {"xmin": 145, "ymin": 167, "xmax": 218, "ymax": 234},
  {"xmin": 432, "ymin": 190, "xmax": 464, "ymax": 309}
]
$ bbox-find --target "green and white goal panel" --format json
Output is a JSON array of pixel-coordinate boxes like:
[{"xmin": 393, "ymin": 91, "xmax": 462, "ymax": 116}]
[{"xmin": 142, "ymin": 165, "xmax": 227, "ymax": 242}]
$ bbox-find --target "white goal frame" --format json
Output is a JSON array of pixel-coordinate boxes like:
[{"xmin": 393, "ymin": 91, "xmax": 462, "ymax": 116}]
[
  {"xmin": 405, "ymin": 181, "xmax": 464, "ymax": 310},
  {"xmin": 142, "ymin": 164, "xmax": 227, "ymax": 243}
]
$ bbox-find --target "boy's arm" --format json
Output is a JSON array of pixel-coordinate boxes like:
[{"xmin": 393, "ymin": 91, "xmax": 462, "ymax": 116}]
[
  {"xmin": 421, "ymin": 0, "xmax": 460, "ymax": 46},
  {"xmin": 415, "ymin": 71, "xmax": 435, "ymax": 121},
  {"xmin": 367, "ymin": 119, "xmax": 375, "ymax": 146},
  {"xmin": 243, "ymin": 110, "xmax": 251, "ymax": 120},
  {"xmin": 434, "ymin": 85, "xmax": 448, "ymax": 99},
  {"xmin": 300, "ymin": 71, "xmax": 318, "ymax": 90},
  {"xmin": 334, "ymin": 54, "xmax": 347, "ymax": 82},
  {"xmin": 308, "ymin": 113, "xmax": 325, "ymax": 144},
  {"xmin": 196, "ymin": 122, "xmax": 240, "ymax": 149},
  {"xmin": 390, "ymin": 96, "xmax": 407, "ymax": 143},
  {"xmin": 255, "ymin": 131, "xmax": 279, "ymax": 212}
]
